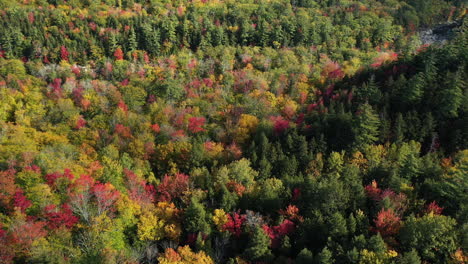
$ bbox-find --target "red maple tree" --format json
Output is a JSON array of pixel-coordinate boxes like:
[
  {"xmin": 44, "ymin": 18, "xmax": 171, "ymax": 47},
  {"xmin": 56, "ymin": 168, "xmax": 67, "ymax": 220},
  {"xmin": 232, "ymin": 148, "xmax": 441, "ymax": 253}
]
[{"xmin": 114, "ymin": 47, "xmax": 124, "ymax": 60}]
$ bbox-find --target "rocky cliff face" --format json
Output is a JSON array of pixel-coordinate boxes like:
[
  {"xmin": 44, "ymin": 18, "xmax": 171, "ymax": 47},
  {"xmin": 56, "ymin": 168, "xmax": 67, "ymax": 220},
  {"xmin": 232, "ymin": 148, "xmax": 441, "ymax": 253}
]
[{"xmin": 419, "ymin": 20, "xmax": 462, "ymax": 45}]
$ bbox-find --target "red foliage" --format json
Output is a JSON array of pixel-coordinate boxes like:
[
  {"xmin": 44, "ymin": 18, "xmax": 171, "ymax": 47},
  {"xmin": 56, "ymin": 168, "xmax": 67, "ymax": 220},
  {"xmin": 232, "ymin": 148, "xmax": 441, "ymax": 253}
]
[
  {"xmin": 115, "ymin": 124, "xmax": 132, "ymax": 138},
  {"xmin": 426, "ymin": 201, "xmax": 443, "ymax": 215},
  {"xmin": 365, "ymin": 180, "xmax": 407, "ymax": 214},
  {"xmin": 71, "ymin": 174, "xmax": 95, "ymax": 192},
  {"xmin": 292, "ymin": 188, "xmax": 301, "ymax": 201},
  {"xmin": 50, "ymin": 78, "xmax": 63, "ymax": 98},
  {"xmin": 226, "ymin": 143, "xmax": 242, "ymax": 159},
  {"xmin": 88, "ymin": 22, "xmax": 97, "ymax": 31},
  {"xmin": 151, "ymin": 123, "xmax": 161, "ymax": 133},
  {"xmin": 279, "ymin": 205, "xmax": 304, "ymax": 223},
  {"xmin": 296, "ymin": 113, "xmax": 305, "ymax": 126},
  {"xmin": 226, "ymin": 181, "xmax": 246, "ymax": 196},
  {"xmin": 322, "ymin": 61, "xmax": 344, "ymax": 80},
  {"xmin": 222, "ymin": 212, "xmax": 246, "ymax": 237},
  {"xmin": 263, "ymin": 219, "xmax": 296, "ymax": 248},
  {"xmin": 188, "ymin": 59, "xmax": 197, "ymax": 69},
  {"xmin": 75, "ymin": 116, "xmax": 87, "ymax": 129},
  {"xmin": 232, "ymin": 71, "xmax": 254, "ymax": 93},
  {"xmin": 13, "ymin": 190, "xmax": 31, "ymax": 212},
  {"xmin": 71, "ymin": 65, "xmax": 81, "ymax": 76},
  {"xmin": 10, "ymin": 219, "xmax": 47, "ymax": 252},
  {"xmin": 44, "ymin": 203, "xmax": 78, "ymax": 229},
  {"xmin": 307, "ymin": 103, "xmax": 318, "ymax": 113},
  {"xmin": 0, "ymin": 169, "xmax": 16, "ymax": 209},
  {"xmin": 43, "ymin": 55, "xmax": 50, "ymax": 64},
  {"xmin": 373, "ymin": 208, "xmax": 401, "ymax": 237},
  {"xmin": 121, "ymin": 78, "xmax": 129, "ymax": 86},
  {"xmin": 203, "ymin": 78, "xmax": 213, "ymax": 87},
  {"xmin": 0, "ymin": 222, "xmax": 13, "ymax": 264},
  {"xmin": 24, "ymin": 165, "xmax": 41, "ymax": 174},
  {"xmin": 156, "ymin": 173, "xmax": 189, "ymax": 202},
  {"xmin": 72, "ymin": 86, "xmax": 84, "ymax": 103},
  {"xmin": 45, "ymin": 169, "xmax": 74, "ymax": 187},
  {"xmin": 118, "ymin": 100, "xmax": 128, "ymax": 113},
  {"xmin": 299, "ymin": 91, "xmax": 308, "ymax": 104},
  {"xmin": 92, "ymin": 183, "xmax": 120, "ymax": 214},
  {"xmin": 188, "ymin": 117, "xmax": 206, "ymax": 133},
  {"xmin": 27, "ymin": 12, "xmax": 35, "ymax": 24},
  {"xmin": 270, "ymin": 116, "xmax": 289, "ymax": 134},
  {"xmin": 60, "ymin": 46, "xmax": 69, "ymax": 61},
  {"xmin": 114, "ymin": 47, "xmax": 124, "ymax": 60},
  {"xmin": 124, "ymin": 169, "xmax": 155, "ymax": 206},
  {"xmin": 364, "ymin": 180, "xmax": 382, "ymax": 201},
  {"xmin": 171, "ymin": 129, "xmax": 186, "ymax": 139}
]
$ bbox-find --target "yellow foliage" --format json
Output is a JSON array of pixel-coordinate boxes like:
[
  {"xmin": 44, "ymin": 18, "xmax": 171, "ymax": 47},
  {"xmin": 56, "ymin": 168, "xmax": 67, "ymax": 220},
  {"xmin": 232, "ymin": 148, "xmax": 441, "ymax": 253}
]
[
  {"xmin": 212, "ymin": 209, "xmax": 228, "ymax": 231},
  {"xmin": 116, "ymin": 194, "xmax": 141, "ymax": 227},
  {"xmin": 137, "ymin": 210, "xmax": 165, "ymax": 241},
  {"xmin": 204, "ymin": 141, "xmax": 224, "ymax": 159},
  {"xmin": 235, "ymin": 114, "xmax": 259, "ymax": 143},
  {"xmin": 158, "ymin": 246, "xmax": 214, "ymax": 264},
  {"xmin": 359, "ymin": 249, "xmax": 384, "ymax": 264},
  {"xmin": 386, "ymin": 250, "xmax": 398, "ymax": 258},
  {"xmin": 452, "ymin": 249, "xmax": 467, "ymax": 263},
  {"xmin": 137, "ymin": 202, "xmax": 182, "ymax": 241},
  {"xmin": 350, "ymin": 151, "xmax": 368, "ymax": 170}
]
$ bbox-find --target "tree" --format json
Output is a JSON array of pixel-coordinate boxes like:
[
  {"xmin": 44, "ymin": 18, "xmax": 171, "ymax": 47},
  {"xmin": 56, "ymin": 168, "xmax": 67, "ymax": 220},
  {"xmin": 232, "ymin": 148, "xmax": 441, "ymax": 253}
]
[
  {"xmin": 188, "ymin": 117, "xmax": 206, "ymax": 133},
  {"xmin": 316, "ymin": 246, "xmax": 334, "ymax": 264},
  {"xmin": 114, "ymin": 47, "xmax": 124, "ymax": 60},
  {"xmin": 399, "ymin": 249, "xmax": 421, "ymax": 264},
  {"xmin": 399, "ymin": 214, "xmax": 457, "ymax": 263},
  {"xmin": 158, "ymin": 246, "xmax": 214, "ymax": 264},
  {"xmin": 438, "ymin": 69, "xmax": 464, "ymax": 118},
  {"xmin": 60, "ymin": 46, "xmax": 69, "ymax": 61},
  {"xmin": 244, "ymin": 225, "xmax": 273, "ymax": 262},
  {"xmin": 184, "ymin": 198, "xmax": 211, "ymax": 235},
  {"xmin": 353, "ymin": 103, "xmax": 380, "ymax": 150},
  {"xmin": 156, "ymin": 173, "xmax": 189, "ymax": 202},
  {"xmin": 296, "ymin": 248, "xmax": 314, "ymax": 264},
  {"xmin": 374, "ymin": 208, "xmax": 401, "ymax": 237}
]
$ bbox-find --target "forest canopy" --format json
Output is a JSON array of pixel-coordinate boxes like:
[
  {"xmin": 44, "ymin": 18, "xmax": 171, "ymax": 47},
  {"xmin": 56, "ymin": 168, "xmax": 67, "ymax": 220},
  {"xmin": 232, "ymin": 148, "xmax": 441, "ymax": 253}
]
[{"xmin": 0, "ymin": 0, "xmax": 467, "ymax": 263}]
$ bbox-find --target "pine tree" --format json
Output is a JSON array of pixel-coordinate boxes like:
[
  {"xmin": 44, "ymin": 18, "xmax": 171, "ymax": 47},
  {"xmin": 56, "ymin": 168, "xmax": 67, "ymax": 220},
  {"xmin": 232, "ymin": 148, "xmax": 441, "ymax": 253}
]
[
  {"xmin": 316, "ymin": 246, "xmax": 334, "ymax": 264},
  {"xmin": 439, "ymin": 69, "xmax": 464, "ymax": 118},
  {"xmin": 184, "ymin": 198, "xmax": 211, "ymax": 235},
  {"xmin": 368, "ymin": 233, "xmax": 387, "ymax": 255},
  {"xmin": 394, "ymin": 113, "xmax": 406, "ymax": 144},
  {"xmin": 353, "ymin": 103, "xmax": 380, "ymax": 150},
  {"xmin": 244, "ymin": 225, "xmax": 273, "ymax": 262},
  {"xmin": 296, "ymin": 248, "xmax": 314, "ymax": 264},
  {"xmin": 399, "ymin": 249, "xmax": 421, "ymax": 264},
  {"xmin": 128, "ymin": 27, "xmax": 138, "ymax": 52}
]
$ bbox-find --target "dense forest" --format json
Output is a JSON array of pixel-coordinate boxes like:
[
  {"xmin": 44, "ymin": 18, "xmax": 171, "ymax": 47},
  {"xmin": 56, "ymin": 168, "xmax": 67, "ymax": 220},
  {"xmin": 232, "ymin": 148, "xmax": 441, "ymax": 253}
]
[{"xmin": 0, "ymin": 0, "xmax": 467, "ymax": 263}]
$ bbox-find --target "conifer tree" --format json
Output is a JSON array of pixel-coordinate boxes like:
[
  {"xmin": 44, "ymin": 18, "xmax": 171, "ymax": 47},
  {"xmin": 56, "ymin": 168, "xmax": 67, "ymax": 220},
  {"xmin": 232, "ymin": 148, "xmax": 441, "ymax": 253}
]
[
  {"xmin": 244, "ymin": 225, "xmax": 273, "ymax": 262},
  {"xmin": 353, "ymin": 103, "xmax": 380, "ymax": 150}
]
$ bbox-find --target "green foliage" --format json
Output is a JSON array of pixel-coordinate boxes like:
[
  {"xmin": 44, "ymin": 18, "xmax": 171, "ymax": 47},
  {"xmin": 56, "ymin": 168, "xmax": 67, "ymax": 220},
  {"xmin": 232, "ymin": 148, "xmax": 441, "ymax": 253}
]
[
  {"xmin": 399, "ymin": 214, "xmax": 458, "ymax": 262},
  {"xmin": 353, "ymin": 103, "xmax": 380, "ymax": 151},
  {"xmin": 243, "ymin": 225, "xmax": 273, "ymax": 262}
]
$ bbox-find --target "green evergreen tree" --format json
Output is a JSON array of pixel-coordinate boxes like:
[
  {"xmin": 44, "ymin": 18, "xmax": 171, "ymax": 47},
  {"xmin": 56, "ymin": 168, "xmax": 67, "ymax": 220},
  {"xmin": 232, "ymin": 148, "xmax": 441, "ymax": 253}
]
[
  {"xmin": 353, "ymin": 103, "xmax": 380, "ymax": 150},
  {"xmin": 399, "ymin": 249, "xmax": 421, "ymax": 264},
  {"xmin": 244, "ymin": 225, "xmax": 273, "ymax": 262},
  {"xmin": 296, "ymin": 248, "xmax": 314, "ymax": 264},
  {"xmin": 316, "ymin": 246, "xmax": 334, "ymax": 264},
  {"xmin": 399, "ymin": 214, "xmax": 457, "ymax": 263},
  {"xmin": 394, "ymin": 113, "xmax": 406, "ymax": 144},
  {"xmin": 184, "ymin": 197, "xmax": 211, "ymax": 235}
]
